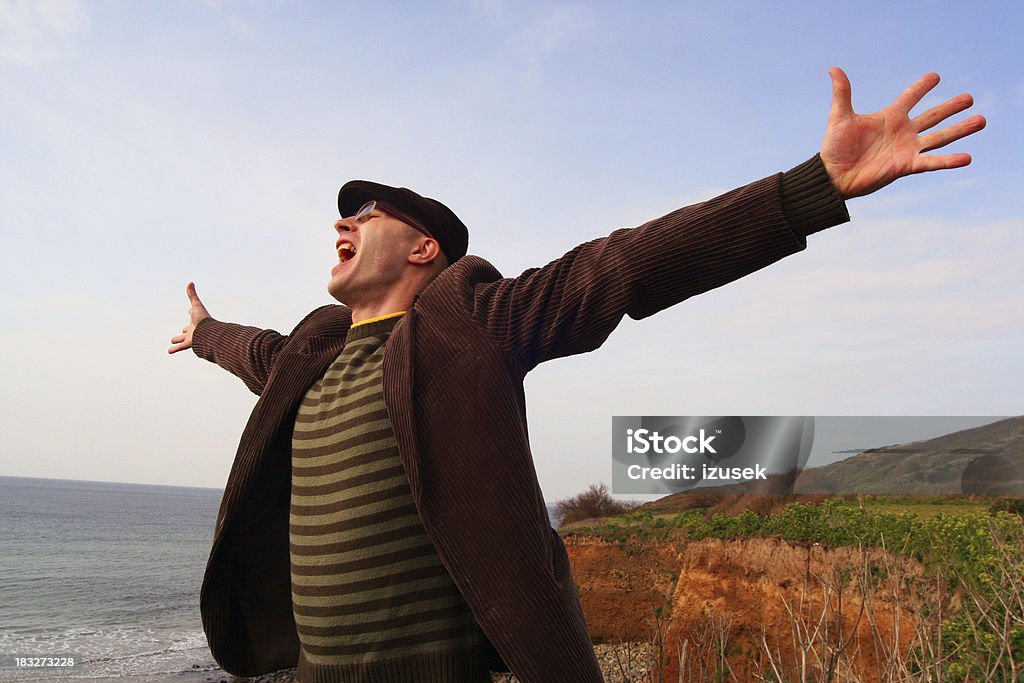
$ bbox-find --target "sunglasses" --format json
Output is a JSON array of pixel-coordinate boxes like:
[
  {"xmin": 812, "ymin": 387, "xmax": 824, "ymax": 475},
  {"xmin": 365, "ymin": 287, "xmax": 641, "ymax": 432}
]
[{"xmin": 351, "ymin": 200, "xmax": 433, "ymax": 239}]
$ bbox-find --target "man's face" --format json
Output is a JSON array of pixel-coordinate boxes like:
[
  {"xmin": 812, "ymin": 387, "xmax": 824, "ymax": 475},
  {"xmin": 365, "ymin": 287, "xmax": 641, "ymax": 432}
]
[{"xmin": 328, "ymin": 202, "xmax": 423, "ymax": 304}]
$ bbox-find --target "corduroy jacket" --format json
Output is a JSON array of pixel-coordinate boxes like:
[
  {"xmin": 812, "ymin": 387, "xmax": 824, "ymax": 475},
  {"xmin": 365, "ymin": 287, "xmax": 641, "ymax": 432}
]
[{"xmin": 192, "ymin": 157, "xmax": 849, "ymax": 681}]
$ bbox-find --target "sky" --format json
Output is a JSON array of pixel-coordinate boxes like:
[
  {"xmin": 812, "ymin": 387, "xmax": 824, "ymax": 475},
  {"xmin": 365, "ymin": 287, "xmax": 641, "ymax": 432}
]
[{"xmin": 1, "ymin": 0, "xmax": 1021, "ymax": 500}]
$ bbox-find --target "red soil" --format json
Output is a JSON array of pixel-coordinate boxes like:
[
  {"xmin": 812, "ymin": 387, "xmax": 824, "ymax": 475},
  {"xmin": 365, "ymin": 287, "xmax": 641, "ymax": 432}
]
[{"xmin": 566, "ymin": 534, "xmax": 926, "ymax": 681}]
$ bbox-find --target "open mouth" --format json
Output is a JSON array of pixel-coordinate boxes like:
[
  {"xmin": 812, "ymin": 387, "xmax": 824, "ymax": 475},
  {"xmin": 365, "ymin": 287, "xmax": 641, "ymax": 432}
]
[{"xmin": 337, "ymin": 241, "xmax": 357, "ymax": 263}]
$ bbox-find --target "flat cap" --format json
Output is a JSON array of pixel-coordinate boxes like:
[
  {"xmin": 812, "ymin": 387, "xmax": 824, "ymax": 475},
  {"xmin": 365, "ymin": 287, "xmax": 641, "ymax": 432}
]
[{"xmin": 338, "ymin": 181, "xmax": 469, "ymax": 261}]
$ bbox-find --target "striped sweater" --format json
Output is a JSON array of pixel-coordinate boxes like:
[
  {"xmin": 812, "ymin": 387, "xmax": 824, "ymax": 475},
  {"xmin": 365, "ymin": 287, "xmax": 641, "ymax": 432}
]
[{"xmin": 290, "ymin": 313, "xmax": 488, "ymax": 682}]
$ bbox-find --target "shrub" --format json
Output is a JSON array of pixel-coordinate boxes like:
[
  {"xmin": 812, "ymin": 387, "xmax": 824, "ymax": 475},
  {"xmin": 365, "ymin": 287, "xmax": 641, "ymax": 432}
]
[
  {"xmin": 989, "ymin": 497, "xmax": 1024, "ymax": 518},
  {"xmin": 555, "ymin": 483, "xmax": 640, "ymax": 526}
]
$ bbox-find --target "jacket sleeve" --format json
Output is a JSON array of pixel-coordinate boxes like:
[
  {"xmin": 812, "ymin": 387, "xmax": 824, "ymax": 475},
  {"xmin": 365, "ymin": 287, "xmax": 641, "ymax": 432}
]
[
  {"xmin": 469, "ymin": 155, "xmax": 849, "ymax": 373},
  {"xmin": 190, "ymin": 318, "xmax": 289, "ymax": 395}
]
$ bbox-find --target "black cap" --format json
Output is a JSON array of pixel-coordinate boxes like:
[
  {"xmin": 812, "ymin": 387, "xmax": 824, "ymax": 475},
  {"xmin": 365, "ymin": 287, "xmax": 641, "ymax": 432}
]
[{"xmin": 338, "ymin": 180, "xmax": 469, "ymax": 261}]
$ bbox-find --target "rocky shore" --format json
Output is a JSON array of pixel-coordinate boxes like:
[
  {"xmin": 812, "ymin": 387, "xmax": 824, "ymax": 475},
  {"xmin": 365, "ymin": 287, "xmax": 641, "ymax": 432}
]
[
  {"xmin": 197, "ymin": 643, "xmax": 653, "ymax": 682},
  {"xmin": 493, "ymin": 643, "xmax": 653, "ymax": 682}
]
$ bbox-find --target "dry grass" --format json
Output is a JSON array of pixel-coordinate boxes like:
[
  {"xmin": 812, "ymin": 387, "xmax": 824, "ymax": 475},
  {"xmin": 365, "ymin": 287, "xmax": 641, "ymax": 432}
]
[{"xmin": 598, "ymin": 518, "xmax": 1024, "ymax": 682}]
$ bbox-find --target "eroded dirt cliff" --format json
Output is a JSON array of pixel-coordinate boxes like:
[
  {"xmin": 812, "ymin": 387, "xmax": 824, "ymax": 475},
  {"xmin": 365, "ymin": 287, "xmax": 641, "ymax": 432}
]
[{"xmin": 566, "ymin": 533, "xmax": 927, "ymax": 681}]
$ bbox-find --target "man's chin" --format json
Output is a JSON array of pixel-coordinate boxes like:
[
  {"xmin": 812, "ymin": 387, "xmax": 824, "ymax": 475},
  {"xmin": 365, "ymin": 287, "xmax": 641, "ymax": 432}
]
[{"xmin": 327, "ymin": 280, "xmax": 348, "ymax": 304}]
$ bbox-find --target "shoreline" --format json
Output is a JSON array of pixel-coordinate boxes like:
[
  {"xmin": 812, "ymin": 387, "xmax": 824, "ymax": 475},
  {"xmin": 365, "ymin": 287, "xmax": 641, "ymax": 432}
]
[
  {"xmin": 172, "ymin": 666, "xmax": 298, "ymax": 682},
  {"xmin": 170, "ymin": 643, "xmax": 650, "ymax": 682}
]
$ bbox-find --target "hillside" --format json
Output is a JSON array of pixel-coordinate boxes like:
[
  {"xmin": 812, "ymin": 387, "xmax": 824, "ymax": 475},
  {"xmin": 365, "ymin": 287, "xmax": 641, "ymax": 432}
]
[
  {"xmin": 794, "ymin": 415, "xmax": 1024, "ymax": 494},
  {"xmin": 638, "ymin": 416, "xmax": 1024, "ymax": 514}
]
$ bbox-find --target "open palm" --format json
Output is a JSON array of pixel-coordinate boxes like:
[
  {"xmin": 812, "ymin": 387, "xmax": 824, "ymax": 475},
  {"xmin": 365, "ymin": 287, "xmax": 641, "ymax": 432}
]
[{"xmin": 821, "ymin": 67, "xmax": 986, "ymax": 199}]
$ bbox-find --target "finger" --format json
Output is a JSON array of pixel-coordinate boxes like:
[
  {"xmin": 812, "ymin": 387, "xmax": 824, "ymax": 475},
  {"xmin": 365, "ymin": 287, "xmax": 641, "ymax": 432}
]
[
  {"xmin": 912, "ymin": 93, "xmax": 975, "ymax": 133},
  {"xmin": 911, "ymin": 152, "xmax": 973, "ymax": 175},
  {"xmin": 828, "ymin": 66, "xmax": 854, "ymax": 119},
  {"xmin": 168, "ymin": 339, "xmax": 190, "ymax": 354},
  {"xmin": 186, "ymin": 281, "xmax": 202, "ymax": 306},
  {"xmin": 170, "ymin": 333, "xmax": 186, "ymax": 344},
  {"xmin": 893, "ymin": 72, "xmax": 941, "ymax": 114},
  {"xmin": 918, "ymin": 114, "xmax": 987, "ymax": 153}
]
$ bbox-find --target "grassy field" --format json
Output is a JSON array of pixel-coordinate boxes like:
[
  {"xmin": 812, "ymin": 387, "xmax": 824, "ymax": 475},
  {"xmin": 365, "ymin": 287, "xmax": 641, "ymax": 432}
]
[
  {"xmin": 860, "ymin": 494, "xmax": 993, "ymax": 519},
  {"xmin": 561, "ymin": 493, "xmax": 1011, "ymax": 535}
]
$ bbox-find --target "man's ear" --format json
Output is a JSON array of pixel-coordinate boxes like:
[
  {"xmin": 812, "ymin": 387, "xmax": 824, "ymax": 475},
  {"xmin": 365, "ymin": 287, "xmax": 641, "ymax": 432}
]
[{"xmin": 408, "ymin": 237, "xmax": 443, "ymax": 265}]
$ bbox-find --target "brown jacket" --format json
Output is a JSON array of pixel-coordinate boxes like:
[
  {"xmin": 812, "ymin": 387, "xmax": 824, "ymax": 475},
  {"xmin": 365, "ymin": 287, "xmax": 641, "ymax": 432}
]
[{"xmin": 192, "ymin": 157, "xmax": 848, "ymax": 681}]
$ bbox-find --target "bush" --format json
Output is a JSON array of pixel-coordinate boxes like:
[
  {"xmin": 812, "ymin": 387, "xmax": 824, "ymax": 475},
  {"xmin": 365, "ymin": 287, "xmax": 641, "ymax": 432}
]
[
  {"xmin": 989, "ymin": 497, "xmax": 1024, "ymax": 517},
  {"xmin": 555, "ymin": 483, "xmax": 640, "ymax": 526}
]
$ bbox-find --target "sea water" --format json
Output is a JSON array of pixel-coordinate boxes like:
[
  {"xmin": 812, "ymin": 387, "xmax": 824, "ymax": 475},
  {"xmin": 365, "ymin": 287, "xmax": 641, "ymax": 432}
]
[
  {"xmin": 0, "ymin": 477, "xmax": 223, "ymax": 681},
  {"xmin": 0, "ymin": 476, "xmax": 564, "ymax": 681}
]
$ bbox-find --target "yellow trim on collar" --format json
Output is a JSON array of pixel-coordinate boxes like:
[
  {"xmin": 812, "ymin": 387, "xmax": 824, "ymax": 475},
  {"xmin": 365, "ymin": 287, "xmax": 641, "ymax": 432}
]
[{"xmin": 351, "ymin": 311, "xmax": 407, "ymax": 328}]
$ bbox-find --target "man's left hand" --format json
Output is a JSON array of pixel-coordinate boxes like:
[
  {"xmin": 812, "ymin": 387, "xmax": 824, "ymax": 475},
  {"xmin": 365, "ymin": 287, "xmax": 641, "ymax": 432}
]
[{"xmin": 821, "ymin": 67, "xmax": 986, "ymax": 200}]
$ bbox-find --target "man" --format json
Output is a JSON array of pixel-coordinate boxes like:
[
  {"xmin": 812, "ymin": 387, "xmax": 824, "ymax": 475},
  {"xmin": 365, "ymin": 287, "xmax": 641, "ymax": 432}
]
[{"xmin": 169, "ymin": 68, "xmax": 984, "ymax": 682}]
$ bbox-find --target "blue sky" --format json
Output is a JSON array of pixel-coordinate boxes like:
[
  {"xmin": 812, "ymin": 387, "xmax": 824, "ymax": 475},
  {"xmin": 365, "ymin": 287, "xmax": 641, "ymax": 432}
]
[{"xmin": 1, "ymin": 1, "xmax": 1021, "ymax": 498}]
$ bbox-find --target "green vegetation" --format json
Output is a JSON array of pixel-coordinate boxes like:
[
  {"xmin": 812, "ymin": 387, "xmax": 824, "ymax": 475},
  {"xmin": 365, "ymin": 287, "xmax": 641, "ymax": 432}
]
[
  {"xmin": 860, "ymin": 493, "xmax": 993, "ymax": 519},
  {"xmin": 564, "ymin": 495, "xmax": 1024, "ymax": 680}
]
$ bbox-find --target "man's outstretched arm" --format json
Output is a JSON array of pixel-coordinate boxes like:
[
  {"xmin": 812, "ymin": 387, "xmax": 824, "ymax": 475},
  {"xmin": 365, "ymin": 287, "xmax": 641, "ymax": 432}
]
[
  {"xmin": 469, "ymin": 68, "xmax": 987, "ymax": 370},
  {"xmin": 167, "ymin": 282, "xmax": 290, "ymax": 395}
]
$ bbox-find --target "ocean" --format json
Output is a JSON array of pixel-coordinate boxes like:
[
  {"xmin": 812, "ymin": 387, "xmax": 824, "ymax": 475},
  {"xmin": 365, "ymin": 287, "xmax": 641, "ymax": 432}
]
[
  {"xmin": 0, "ymin": 477, "xmax": 564, "ymax": 681},
  {"xmin": 0, "ymin": 477, "xmax": 224, "ymax": 681}
]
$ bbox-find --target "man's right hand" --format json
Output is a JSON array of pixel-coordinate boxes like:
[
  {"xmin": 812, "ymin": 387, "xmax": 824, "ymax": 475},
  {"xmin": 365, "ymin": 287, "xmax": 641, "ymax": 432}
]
[{"xmin": 168, "ymin": 282, "xmax": 212, "ymax": 354}]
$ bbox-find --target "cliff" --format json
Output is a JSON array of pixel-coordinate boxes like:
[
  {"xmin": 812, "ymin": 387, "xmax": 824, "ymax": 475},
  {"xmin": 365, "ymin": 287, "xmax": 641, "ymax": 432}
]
[{"xmin": 566, "ymin": 533, "xmax": 925, "ymax": 681}]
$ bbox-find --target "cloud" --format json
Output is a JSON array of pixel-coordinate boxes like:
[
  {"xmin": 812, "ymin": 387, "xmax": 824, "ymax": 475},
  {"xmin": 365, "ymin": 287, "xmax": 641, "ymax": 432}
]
[
  {"xmin": 1014, "ymin": 82, "xmax": 1024, "ymax": 109},
  {"xmin": 512, "ymin": 5, "xmax": 594, "ymax": 58},
  {"xmin": 459, "ymin": 2, "xmax": 596, "ymax": 86},
  {"xmin": 707, "ymin": 215, "xmax": 1024, "ymax": 343},
  {"xmin": 459, "ymin": 0, "xmax": 509, "ymax": 23},
  {"xmin": 0, "ymin": 0, "xmax": 89, "ymax": 63},
  {"xmin": 199, "ymin": 0, "xmax": 255, "ymax": 36}
]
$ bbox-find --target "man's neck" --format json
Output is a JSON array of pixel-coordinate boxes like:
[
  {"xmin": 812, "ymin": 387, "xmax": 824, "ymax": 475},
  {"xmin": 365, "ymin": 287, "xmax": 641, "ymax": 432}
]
[
  {"xmin": 340, "ymin": 268, "xmax": 440, "ymax": 324},
  {"xmin": 348, "ymin": 288, "xmax": 418, "ymax": 325}
]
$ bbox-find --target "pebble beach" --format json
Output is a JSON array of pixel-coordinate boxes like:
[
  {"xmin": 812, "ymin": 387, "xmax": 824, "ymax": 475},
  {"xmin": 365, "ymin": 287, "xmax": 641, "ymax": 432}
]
[{"xmin": 185, "ymin": 644, "xmax": 653, "ymax": 683}]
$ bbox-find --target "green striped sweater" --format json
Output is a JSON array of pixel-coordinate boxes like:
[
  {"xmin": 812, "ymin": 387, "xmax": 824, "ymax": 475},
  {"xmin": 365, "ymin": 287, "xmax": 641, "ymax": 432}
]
[{"xmin": 290, "ymin": 313, "xmax": 488, "ymax": 682}]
